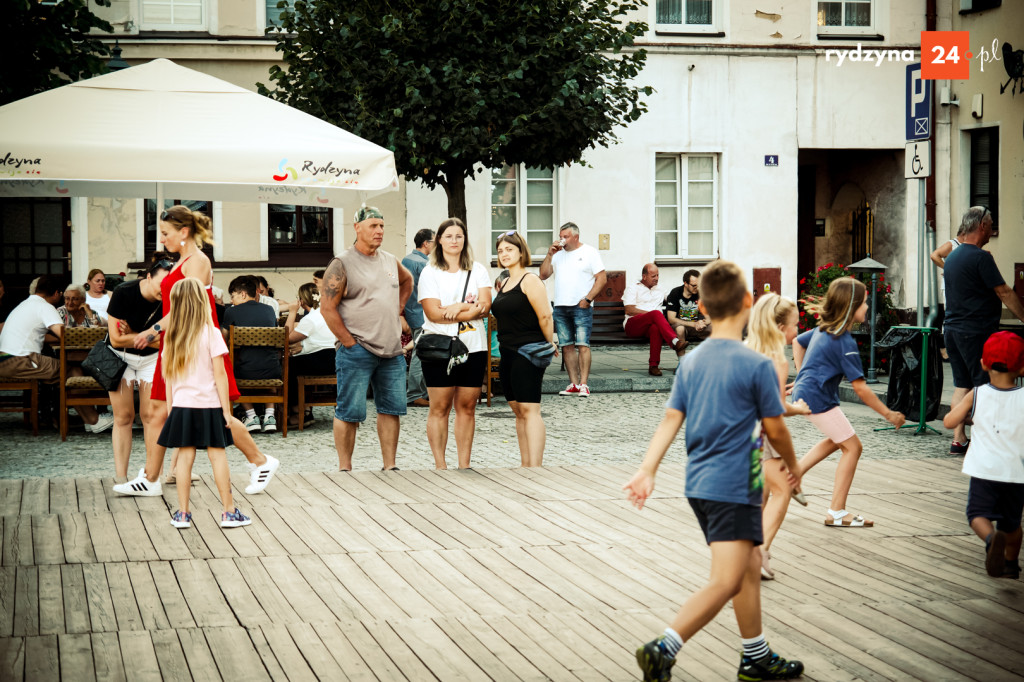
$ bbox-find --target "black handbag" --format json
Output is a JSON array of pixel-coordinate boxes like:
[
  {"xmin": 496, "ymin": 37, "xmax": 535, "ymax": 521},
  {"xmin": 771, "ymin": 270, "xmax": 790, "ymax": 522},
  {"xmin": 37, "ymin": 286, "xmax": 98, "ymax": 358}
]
[
  {"xmin": 82, "ymin": 335, "xmax": 128, "ymax": 392},
  {"xmin": 416, "ymin": 271, "xmax": 472, "ymax": 373}
]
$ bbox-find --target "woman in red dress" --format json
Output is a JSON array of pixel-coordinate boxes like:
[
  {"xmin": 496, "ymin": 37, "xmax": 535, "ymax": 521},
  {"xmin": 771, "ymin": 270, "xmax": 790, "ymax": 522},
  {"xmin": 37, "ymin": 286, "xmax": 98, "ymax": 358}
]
[{"xmin": 112, "ymin": 205, "xmax": 280, "ymax": 498}]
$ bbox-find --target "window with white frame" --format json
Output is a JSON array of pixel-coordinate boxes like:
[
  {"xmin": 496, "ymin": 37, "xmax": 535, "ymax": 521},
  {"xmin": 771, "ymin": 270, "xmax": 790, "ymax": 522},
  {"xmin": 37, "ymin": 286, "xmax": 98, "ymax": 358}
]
[
  {"xmin": 817, "ymin": 1, "xmax": 874, "ymax": 34},
  {"xmin": 655, "ymin": 0, "xmax": 720, "ymax": 33},
  {"xmin": 490, "ymin": 164, "xmax": 557, "ymax": 258},
  {"xmin": 654, "ymin": 155, "xmax": 717, "ymax": 259},
  {"xmin": 141, "ymin": 0, "xmax": 206, "ymax": 30},
  {"xmin": 266, "ymin": 0, "xmax": 309, "ymax": 29}
]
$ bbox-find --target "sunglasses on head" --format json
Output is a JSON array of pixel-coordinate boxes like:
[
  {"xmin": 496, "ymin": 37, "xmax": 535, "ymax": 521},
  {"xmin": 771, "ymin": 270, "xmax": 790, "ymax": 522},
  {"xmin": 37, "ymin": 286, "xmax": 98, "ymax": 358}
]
[{"xmin": 159, "ymin": 210, "xmax": 171, "ymax": 221}]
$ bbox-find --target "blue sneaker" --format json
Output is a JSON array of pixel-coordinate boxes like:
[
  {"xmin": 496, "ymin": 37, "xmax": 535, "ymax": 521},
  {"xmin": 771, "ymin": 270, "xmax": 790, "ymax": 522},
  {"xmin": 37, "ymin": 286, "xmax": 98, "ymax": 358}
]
[
  {"xmin": 737, "ymin": 651, "xmax": 805, "ymax": 681},
  {"xmin": 636, "ymin": 637, "xmax": 676, "ymax": 681},
  {"xmin": 170, "ymin": 510, "xmax": 192, "ymax": 529},
  {"xmin": 220, "ymin": 508, "xmax": 252, "ymax": 528}
]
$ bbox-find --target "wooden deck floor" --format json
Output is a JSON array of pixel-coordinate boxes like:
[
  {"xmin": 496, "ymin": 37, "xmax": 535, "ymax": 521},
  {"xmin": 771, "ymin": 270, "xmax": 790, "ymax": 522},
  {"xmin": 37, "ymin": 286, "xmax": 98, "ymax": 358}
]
[{"xmin": 0, "ymin": 458, "xmax": 1022, "ymax": 681}]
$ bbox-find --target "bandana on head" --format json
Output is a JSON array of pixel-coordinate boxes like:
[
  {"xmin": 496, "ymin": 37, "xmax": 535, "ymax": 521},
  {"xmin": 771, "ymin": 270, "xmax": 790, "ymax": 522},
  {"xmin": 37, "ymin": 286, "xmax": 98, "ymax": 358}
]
[{"xmin": 354, "ymin": 205, "xmax": 383, "ymax": 223}]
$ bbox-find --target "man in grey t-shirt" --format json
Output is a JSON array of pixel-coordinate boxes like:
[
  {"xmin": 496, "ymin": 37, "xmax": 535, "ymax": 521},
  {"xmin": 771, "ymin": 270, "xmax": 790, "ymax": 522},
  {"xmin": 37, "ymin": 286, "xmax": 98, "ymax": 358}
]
[{"xmin": 321, "ymin": 206, "xmax": 413, "ymax": 471}]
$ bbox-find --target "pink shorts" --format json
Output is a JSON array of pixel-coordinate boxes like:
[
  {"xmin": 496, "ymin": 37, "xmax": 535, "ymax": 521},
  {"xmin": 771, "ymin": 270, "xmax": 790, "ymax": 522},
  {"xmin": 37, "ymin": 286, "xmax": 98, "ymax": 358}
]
[{"xmin": 805, "ymin": 406, "xmax": 856, "ymax": 444}]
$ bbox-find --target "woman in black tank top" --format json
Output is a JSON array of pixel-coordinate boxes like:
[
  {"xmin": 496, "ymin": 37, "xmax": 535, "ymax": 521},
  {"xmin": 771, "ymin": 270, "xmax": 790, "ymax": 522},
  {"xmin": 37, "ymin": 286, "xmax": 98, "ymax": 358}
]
[{"xmin": 491, "ymin": 232, "xmax": 557, "ymax": 467}]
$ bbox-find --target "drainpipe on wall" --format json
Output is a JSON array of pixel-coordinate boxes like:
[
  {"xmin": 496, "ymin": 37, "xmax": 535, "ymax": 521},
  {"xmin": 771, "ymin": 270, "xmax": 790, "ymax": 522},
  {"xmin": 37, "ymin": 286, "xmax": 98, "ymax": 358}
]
[{"xmin": 925, "ymin": 0, "xmax": 937, "ymax": 231}]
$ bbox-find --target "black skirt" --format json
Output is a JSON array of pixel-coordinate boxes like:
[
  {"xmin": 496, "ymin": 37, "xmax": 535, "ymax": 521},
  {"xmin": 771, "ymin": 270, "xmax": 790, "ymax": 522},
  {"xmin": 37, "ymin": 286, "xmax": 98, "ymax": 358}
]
[{"xmin": 157, "ymin": 407, "xmax": 234, "ymax": 449}]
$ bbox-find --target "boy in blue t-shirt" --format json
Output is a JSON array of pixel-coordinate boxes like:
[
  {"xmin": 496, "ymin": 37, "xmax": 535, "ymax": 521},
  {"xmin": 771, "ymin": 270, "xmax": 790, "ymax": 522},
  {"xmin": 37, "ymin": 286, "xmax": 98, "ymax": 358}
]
[{"xmin": 624, "ymin": 261, "xmax": 805, "ymax": 682}]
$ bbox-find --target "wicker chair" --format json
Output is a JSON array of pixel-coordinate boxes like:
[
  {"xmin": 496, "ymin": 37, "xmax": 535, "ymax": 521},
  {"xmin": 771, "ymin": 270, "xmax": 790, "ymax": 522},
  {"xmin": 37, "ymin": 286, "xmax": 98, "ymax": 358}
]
[
  {"xmin": 228, "ymin": 325, "xmax": 289, "ymax": 437},
  {"xmin": 60, "ymin": 326, "xmax": 111, "ymax": 441}
]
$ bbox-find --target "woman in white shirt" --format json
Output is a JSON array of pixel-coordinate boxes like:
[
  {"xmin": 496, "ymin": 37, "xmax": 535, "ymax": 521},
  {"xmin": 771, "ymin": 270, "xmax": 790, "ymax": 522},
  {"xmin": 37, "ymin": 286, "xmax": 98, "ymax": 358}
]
[
  {"xmin": 85, "ymin": 269, "xmax": 111, "ymax": 322},
  {"xmin": 284, "ymin": 282, "xmax": 337, "ymax": 428},
  {"xmin": 417, "ymin": 217, "xmax": 492, "ymax": 469}
]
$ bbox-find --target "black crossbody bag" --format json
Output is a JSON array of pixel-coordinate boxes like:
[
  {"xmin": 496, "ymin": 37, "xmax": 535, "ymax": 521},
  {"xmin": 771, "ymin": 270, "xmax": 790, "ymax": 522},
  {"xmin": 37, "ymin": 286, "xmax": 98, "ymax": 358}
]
[
  {"xmin": 416, "ymin": 271, "xmax": 472, "ymax": 374},
  {"xmin": 82, "ymin": 304, "xmax": 159, "ymax": 392}
]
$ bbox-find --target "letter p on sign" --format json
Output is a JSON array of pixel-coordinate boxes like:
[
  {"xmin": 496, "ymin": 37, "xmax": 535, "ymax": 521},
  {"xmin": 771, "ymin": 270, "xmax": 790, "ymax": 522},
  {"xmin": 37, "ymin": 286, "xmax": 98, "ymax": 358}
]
[{"xmin": 905, "ymin": 63, "xmax": 931, "ymax": 141}]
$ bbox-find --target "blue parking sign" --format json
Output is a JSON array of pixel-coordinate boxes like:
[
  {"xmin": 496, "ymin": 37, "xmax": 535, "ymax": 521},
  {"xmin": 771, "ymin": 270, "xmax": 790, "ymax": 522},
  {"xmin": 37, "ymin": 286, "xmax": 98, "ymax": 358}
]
[{"xmin": 906, "ymin": 63, "xmax": 931, "ymax": 141}]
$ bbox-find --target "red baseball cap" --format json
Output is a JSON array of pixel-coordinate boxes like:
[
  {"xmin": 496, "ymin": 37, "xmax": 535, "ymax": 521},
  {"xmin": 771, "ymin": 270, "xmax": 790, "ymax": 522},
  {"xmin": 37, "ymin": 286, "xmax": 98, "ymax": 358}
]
[{"xmin": 982, "ymin": 331, "xmax": 1024, "ymax": 374}]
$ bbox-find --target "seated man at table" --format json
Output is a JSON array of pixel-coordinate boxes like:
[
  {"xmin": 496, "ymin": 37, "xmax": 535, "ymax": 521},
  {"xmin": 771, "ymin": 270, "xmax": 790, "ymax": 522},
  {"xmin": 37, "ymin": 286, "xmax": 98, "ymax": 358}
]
[
  {"xmin": 0, "ymin": 275, "xmax": 112, "ymax": 433},
  {"xmin": 223, "ymin": 275, "xmax": 281, "ymax": 433},
  {"xmin": 623, "ymin": 264, "xmax": 685, "ymax": 376}
]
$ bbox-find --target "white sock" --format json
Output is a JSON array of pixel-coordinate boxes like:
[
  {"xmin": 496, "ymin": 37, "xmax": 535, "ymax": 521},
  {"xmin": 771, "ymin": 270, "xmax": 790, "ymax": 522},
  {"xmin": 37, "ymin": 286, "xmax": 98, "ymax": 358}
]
[
  {"xmin": 245, "ymin": 409, "xmax": 256, "ymax": 419},
  {"xmin": 661, "ymin": 628, "xmax": 683, "ymax": 658},
  {"xmin": 264, "ymin": 407, "xmax": 275, "ymax": 417},
  {"xmin": 741, "ymin": 634, "xmax": 770, "ymax": 660}
]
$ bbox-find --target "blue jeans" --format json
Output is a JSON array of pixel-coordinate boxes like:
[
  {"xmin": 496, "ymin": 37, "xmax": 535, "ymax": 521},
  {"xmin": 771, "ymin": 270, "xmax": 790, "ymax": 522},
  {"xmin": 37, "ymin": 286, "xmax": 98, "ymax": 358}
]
[
  {"xmin": 553, "ymin": 305, "xmax": 594, "ymax": 347},
  {"xmin": 334, "ymin": 343, "xmax": 407, "ymax": 423}
]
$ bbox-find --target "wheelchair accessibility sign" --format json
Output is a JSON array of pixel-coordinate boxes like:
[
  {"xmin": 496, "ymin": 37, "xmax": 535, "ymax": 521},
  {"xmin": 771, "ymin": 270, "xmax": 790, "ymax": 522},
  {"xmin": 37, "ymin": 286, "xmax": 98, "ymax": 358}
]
[{"xmin": 905, "ymin": 141, "xmax": 931, "ymax": 179}]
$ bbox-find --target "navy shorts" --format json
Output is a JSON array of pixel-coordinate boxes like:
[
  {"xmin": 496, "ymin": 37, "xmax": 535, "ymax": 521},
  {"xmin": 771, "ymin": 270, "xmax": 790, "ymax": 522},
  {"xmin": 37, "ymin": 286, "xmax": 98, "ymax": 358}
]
[
  {"xmin": 944, "ymin": 330, "xmax": 992, "ymax": 389},
  {"xmin": 688, "ymin": 498, "xmax": 763, "ymax": 546},
  {"xmin": 967, "ymin": 477, "xmax": 1024, "ymax": 533}
]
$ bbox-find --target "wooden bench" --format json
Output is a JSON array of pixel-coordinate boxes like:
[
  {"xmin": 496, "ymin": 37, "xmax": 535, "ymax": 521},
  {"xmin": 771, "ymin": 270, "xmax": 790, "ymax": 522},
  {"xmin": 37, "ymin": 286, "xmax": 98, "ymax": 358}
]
[{"xmin": 557, "ymin": 300, "xmax": 633, "ymax": 371}]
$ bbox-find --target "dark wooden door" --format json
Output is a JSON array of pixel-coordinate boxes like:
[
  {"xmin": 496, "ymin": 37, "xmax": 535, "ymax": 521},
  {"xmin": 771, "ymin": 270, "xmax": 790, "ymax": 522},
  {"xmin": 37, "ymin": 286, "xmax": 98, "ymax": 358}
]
[
  {"xmin": 797, "ymin": 165, "xmax": 816, "ymax": 290},
  {"xmin": 0, "ymin": 197, "xmax": 72, "ymax": 304}
]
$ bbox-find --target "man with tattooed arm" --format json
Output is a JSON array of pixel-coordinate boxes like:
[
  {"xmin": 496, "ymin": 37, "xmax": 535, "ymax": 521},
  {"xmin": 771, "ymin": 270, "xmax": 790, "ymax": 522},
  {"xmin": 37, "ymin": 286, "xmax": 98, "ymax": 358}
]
[{"xmin": 320, "ymin": 206, "xmax": 413, "ymax": 471}]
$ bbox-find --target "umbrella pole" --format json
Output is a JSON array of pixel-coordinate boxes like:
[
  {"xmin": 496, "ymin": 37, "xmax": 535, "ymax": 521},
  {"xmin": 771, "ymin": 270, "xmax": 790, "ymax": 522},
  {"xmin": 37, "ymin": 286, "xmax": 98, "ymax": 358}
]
[{"xmin": 156, "ymin": 183, "xmax": 165, "ymax": 253}]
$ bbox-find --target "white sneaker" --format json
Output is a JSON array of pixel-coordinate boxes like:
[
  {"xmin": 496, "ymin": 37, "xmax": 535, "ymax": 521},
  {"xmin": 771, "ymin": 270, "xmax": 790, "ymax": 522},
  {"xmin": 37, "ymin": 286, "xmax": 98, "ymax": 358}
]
[
  {"xmin": 578, "ymin": 384, "xmax": 591, "ymax": 397},
  {"xmin": 245, "ymin": 454, "xmax": 280, "ymax": 494},
  {"xmin": 243, "ymin": 415, "xmax": 261, "ymax": 432},
  {"xmin": 113, "ymin": 468, "xmax": 163, "ymax": 497},
  {"xmin": 85, "ymin": 414, "xmax": 115, "ymax": 433}
]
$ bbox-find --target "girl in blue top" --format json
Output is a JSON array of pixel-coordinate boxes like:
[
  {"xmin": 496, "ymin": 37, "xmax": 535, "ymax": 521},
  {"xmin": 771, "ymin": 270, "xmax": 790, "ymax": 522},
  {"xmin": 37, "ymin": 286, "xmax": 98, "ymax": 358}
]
[{"xmin": 792, "ymin": 277, "xmax": 905, "ymax": 528}]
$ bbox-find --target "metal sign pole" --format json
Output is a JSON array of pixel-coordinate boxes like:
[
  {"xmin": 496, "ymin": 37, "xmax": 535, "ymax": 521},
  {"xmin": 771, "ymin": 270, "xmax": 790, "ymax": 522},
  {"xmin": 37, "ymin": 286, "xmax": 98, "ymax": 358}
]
[{"xmin": 917, "ymin": 177, "xmax": 925, "ymax": 326}]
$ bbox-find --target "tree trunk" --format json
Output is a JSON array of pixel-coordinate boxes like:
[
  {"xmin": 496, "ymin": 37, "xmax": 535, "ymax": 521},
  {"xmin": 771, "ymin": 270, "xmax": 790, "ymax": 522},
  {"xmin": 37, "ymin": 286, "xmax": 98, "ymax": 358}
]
[{"xmin": 442, "ymin": 172, "xmax": 468, "ymax": 227}]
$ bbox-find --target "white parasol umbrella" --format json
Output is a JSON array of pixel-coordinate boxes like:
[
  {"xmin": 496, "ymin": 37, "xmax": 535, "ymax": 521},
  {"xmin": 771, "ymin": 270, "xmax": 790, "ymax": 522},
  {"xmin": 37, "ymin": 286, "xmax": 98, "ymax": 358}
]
[{"xmin": 0, "ymin": 58, "xmax": 398, "ymax": 208}]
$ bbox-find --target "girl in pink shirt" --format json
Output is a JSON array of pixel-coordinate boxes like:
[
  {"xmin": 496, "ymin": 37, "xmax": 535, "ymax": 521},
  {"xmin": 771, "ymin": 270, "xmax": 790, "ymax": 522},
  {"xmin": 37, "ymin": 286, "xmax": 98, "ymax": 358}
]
[{"xmin": 157, "ymin": 278, "xmax": 251, "ymax": 529}]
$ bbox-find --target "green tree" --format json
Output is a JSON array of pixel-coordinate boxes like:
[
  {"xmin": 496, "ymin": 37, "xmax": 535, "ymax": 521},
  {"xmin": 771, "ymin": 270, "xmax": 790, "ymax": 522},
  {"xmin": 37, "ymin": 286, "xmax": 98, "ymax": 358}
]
[
  {"xmin": 258, "ymin": 0, "xmax": 651, "ymax": 223},
  {"xmin": 0, "ymin": 0, "xmax": 113, "ymax": 106}
]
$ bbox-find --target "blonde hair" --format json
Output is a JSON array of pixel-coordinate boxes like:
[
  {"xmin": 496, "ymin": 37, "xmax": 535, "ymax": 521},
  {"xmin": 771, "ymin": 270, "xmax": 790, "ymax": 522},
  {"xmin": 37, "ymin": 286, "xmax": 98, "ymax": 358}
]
[
  {"xmin": 162, "ymin": 277, "xmax": 214, "ymax": 381},
  {"xmin": 298, "ymin": 282, "xmax": 320, "ymax": 310},
  {"xmin": 803, "ymin": 277, "xmax": 865, "ymax": 336},
  {"xmin": 747, "ymin": 293, "xmax": 797, "ymax": 362},
  {"xmin": 161, "ymin": 204, "xmax": 214, "ymax": 248}
]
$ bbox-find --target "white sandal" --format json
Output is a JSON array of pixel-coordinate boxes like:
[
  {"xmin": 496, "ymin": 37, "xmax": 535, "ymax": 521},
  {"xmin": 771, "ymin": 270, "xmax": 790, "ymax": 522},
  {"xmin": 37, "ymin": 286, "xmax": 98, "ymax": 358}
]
[{"xmin": 824, "ymin": 509, "xmax": 874, "ymax": 527}]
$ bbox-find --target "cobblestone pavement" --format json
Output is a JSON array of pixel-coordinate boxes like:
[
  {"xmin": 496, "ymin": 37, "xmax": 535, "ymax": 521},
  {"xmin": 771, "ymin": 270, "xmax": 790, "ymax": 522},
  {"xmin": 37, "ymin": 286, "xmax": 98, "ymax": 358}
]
[{"xmin": 0, "ymin": 391, "xmax": 959, "ymax": 480}]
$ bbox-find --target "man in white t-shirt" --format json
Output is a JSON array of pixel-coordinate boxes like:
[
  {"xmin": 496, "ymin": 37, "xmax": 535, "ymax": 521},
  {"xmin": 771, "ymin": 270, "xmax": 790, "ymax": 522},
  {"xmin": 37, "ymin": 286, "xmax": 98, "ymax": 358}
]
[
  {"xmin": 539, "ymin": 222, "xmax": 607, "ymax": 397},
  {"xmin": 623, "ymin": 263, "xmax": 685, "ymax": 376},
  {"xmin": 0, "ymin": 275, "xmax": 112, "ymax": 432}
]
